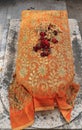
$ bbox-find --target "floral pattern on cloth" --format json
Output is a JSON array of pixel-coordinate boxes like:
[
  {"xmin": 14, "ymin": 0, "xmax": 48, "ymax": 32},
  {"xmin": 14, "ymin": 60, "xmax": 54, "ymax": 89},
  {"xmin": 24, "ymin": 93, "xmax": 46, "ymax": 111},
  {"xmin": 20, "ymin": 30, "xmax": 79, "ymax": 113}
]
[{"xmin": 8, "ymin": 10, "xmax": 80, "ymax": 130}]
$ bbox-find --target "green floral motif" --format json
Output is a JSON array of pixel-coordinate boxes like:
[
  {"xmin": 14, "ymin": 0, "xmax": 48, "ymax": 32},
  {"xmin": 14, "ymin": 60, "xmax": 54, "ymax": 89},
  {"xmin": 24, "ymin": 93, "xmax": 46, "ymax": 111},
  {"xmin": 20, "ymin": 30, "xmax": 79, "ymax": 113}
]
[
  {"xmin": 20, "ymin": 68, "xmax": 27, "ymax": 77},
  {"xmin": 23, "ymin": 35, "xmax": 28, "ymax": 42},
  {"xmin": 57, "ymin": 67, "xmax": 66, "ymax": 77},
  {"xmin": 38, "ymin": 65, "xmax": 47, "ymax": 76}
]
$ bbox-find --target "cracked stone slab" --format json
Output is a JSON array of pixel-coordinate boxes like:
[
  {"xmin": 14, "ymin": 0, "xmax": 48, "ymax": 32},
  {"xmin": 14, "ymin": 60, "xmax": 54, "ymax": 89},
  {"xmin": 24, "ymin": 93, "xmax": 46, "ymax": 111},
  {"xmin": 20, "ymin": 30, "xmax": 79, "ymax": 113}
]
[{"xmin": 0, "ymin": 19, "xmax": 82, "ymax": 129}]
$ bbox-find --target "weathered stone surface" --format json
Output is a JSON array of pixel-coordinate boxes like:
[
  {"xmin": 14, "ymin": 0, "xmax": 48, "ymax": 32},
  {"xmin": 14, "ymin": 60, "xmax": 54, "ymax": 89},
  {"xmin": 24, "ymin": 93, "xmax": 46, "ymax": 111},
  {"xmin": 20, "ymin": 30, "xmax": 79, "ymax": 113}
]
[{"xmin": 0, "ymin": 19, "xmax": 82, "ymax": 129}]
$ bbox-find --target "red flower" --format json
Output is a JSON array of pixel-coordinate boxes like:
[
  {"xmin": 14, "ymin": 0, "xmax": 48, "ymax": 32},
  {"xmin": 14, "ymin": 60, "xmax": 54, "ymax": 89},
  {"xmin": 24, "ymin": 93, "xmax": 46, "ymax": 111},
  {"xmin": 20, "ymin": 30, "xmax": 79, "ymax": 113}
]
[
  {"xmin": 40, "ymin": 51, "xmax": 49, "ymax": 57},
  {"xmin": 40, "ymin": 52, "xmax": 45, "ymax": 57},
  {"xmin": 33, "ymin": 43, "xmax": 41, "ymax": 52},
  {"xmin": 54, "ymin": 30, "xmax": 58, "ymax": 35},
  {"xmin": 52, "ymin": 38, "xmax": 58, "ymax": 44},
  {"xmin": 40, "ymin": 32, "xmax": 46, "ymax": 37},
  {"xmin": 33, "ymin": 25, "xmax": 59, "ymax": 57},
  {"xmin": 41, "ymin": 39, "xmax": 49, "ymax": 45},
  {"xmin": 41, "ymin": 39, "xmax": 50, "ymax": 49},
  {"xmin": 33, "ymin": 46, "xmax": 38, "ymax": 52},
  {"xmin": 36, "ymin": 43, "xmax": 41, "ymax": 49},
  {"xmin": 48, "ymin": 24, "xmax": 53, "ymax": 30}
]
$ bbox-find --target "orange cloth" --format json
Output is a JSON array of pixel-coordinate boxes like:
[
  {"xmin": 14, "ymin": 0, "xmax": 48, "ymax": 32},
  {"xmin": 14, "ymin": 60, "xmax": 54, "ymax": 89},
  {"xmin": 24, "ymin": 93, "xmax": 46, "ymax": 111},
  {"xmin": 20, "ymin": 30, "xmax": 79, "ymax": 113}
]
[{"xmin": 8, "ymin": 10, "xmax": 80, "ymax": 130}]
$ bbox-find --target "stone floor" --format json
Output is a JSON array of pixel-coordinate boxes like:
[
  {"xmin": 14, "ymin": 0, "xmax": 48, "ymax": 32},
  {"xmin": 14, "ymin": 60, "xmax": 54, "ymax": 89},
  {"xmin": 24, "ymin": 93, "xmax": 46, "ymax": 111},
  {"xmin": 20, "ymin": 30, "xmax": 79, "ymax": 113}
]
[{"xmin": 66, "ymin": 0, "xmax": 82, "ymax": 37}]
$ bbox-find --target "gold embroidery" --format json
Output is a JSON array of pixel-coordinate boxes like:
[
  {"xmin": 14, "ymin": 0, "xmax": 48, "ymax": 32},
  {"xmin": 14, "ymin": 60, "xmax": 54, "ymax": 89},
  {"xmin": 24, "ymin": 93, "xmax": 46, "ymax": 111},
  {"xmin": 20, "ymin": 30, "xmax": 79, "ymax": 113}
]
[
  {"xmin": 9, "ymin": 79, "xmax": 32, "ymax": 110},
  {"xmin": 15, "ymin": 11, "xmax": 74, "ymax": 97}
]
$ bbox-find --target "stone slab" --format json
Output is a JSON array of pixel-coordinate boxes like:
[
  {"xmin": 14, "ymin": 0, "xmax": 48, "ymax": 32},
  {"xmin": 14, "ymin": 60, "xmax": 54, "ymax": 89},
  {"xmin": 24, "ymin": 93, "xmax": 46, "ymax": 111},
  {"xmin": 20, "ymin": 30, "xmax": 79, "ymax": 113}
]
[{"xmin": 0, "ymin": 19, "xmax": 82, "ymax": 129}]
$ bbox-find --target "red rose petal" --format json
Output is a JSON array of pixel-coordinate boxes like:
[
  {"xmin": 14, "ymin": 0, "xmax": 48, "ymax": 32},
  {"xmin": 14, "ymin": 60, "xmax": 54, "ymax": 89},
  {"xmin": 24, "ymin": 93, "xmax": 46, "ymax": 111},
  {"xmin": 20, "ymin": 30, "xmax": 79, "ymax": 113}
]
[
  {"xmin": 33, "ymin": 46, "xmax": 38, "ymax": 52},
  {"xmin": 36, "ymin": 43, "xmax": 41, "ymax": 49},
  {"xmin": 44, "ymin": 39, "xmax": 49, "ymax": 45},
  {"xmin": 40, "ymin": 32, "xmax": 46, "ymax": 37},
  {"xmin": 33, "ymin": 25, "xmax": 59, "ymax": 57},
  {"xmin": 54, "ymin": 30, "xmax": 58, "ymax": 35},
  {"xmin": 40, "ymin": 52, "xmax": 45, "ymax": 57},
  {"xmin": 52, "ymin": 38, "xmax": 58, "ymax": 44}
]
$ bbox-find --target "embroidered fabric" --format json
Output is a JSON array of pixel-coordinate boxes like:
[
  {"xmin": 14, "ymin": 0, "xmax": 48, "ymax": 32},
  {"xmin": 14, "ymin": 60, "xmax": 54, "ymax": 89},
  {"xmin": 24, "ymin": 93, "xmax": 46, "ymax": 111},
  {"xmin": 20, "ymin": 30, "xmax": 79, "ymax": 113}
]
[{"xmin": 8, "ymin": 11, "xmax": 80, "ymax": 130}]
